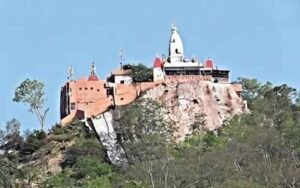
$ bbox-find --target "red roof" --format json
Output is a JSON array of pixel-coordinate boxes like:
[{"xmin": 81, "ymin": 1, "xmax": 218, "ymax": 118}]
[
  {"xmin": 205, "ymin": 58, "xmax": 214, "ymax": 69},
  {"xmin": 88, "ymin": 75, "xmax": 99, "ymax": 81},
  {"xmin": 153, "ymin": 57, "xmax": 162, "ymax": 68}
]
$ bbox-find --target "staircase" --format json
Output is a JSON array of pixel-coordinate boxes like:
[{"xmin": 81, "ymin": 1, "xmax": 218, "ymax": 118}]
[{"xmin": 86, "ymin": 111, "xmax": 128, "ymax": 166}]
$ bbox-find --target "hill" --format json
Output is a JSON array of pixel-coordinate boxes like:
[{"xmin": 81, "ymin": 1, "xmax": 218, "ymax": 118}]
[{"xmin": 1, "ymin": 78, "xmax": 300, "ymax": 187}]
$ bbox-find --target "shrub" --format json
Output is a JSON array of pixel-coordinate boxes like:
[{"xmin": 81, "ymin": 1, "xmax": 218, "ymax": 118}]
[
  {"xmin": 46, "ymin": 172, "xmax": 73, "ymax": 188},
  {"xmin": 62, "ymin": 138, "xmax": 107, "ymax": 169},
  {"xmin": 82, "ymin": 176, "xmax": 112, "ymax": 188},
  {"xmin": 24, "ymin": 130, "xmax": 46, "ymax": 149},
  {"xmin": 73, "ymin": 156, "xmax": 112, "ymax": 179},
  {"xmin": 51, "ymin": 124, "xmax": 67, "ymax": 135}
]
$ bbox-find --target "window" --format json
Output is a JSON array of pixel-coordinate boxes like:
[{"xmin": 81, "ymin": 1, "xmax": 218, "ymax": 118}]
[
  {"xmin": 85, "ymin": 87, "xmax": 88, "ymax": 90},
  {"xmin": 97, "ymin": 89, "xmax": 100, "ymax": 92},
  {"xmin": 70, "ymin": 102, "xmax": 76, "ymax": 110},
  {"xmin": 175, "ymin": 49, "xmax": 179, "ymax": 54},
  {"xmin": 90, "ymin": 87, "xmax": 94, "ymax": 90},
  {"xmin": 121, "ymin": 98, "xmax": 124, "ymax": 101},
  {"xmin": 79, "ymin": 88, "xmax": 82, "ymax": 91},
  {"xmin": 120, "ymin": 80, "xmax": 125, "ymax": 84}
]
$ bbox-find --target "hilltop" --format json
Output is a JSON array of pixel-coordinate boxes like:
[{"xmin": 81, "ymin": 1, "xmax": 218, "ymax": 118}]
[{"xmin": 1, "ymin": 78, "xmax": 300, "ymax": 187}]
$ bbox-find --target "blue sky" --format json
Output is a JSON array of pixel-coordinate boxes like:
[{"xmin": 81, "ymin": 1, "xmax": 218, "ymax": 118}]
[{"xmin": 0, "ymin": 0, "xmax": 300, "ymax": 131}]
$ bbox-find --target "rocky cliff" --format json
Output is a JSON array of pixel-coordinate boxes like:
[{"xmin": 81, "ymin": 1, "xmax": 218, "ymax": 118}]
[{"xmin": 143, "ymin": 81, "xmax": 246, "ymax": 141}]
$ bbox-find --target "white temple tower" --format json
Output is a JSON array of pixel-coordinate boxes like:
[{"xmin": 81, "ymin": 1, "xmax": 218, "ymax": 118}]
[{"xmin": 169, "ymin": 25, "xmax": 184, "ymax": 63}]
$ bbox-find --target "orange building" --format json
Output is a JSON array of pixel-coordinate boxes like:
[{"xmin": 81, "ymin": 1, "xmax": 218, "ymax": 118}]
[{"xmin": 60, "ymin": 63, "xmax": 158, "ymax": 126}]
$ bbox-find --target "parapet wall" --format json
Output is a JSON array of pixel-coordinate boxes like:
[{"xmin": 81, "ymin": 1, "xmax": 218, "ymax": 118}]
[
  {"xmin": 166, "ymin": 75, "xmax": 212, "ymax": 82},
  {"xmin": 165, "ymin": 75, "xmax": 229, "ymax": 84}
]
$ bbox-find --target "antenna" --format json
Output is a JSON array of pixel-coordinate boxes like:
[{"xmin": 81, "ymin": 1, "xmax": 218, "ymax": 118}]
[
  {"xmin": 120, "ymin": 47, "xmax": 124, "ymax": 69},
  {"xmin": 67, "ymin": 66, "xmax": 74, "ymax": 81},
  {"xmin": 90, "ymin": 61, "xmax": 96, "ymax": 76}
]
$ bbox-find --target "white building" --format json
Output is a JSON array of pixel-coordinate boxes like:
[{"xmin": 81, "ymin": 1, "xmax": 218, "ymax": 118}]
[{"xmin": 152, "ymin": 25, "xmax": 230, "ymax": 83}]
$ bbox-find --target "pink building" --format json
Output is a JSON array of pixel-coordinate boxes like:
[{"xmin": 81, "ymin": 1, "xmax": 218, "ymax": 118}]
[{"xmin": 60, "ymin": 63, "xmax": 158, "ymax": 126}]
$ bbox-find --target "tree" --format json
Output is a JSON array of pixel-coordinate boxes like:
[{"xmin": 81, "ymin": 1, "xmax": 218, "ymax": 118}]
[
  {"xmin": 0, "ymin": 118, "xmax": 23, "ymax": 152},
  {"xmin": 116, "ymin": 98, "xmax": 177, "ymax": 187},
  {"xmin": 117, "ymin": 98, "xmax": 175, "ymax": 164},
  {"xmin": 13, "ymin": 79, "xmax": 49, "ymax": 131},
  {"xmin": 123, "ymin": 64, "xmax": 153, "ymax": 82}
]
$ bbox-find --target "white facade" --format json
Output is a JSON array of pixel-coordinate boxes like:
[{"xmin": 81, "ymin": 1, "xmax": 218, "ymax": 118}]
[
  {"xmin": 169, "ymin": 25, "xmax": 184, "ymax": 63},
  {"xmin": 166, "ymin": 25, "xmax": 202, "ymax": 68},
  {"xmin": 153, "ymin": 67, "xmax": 165, "ymax": 81},
  {"xmin": 115, "ymin": 75, "xmax": 132, "ymax": 84},
  {"xmin": 164, "ymin": 62, "xmax": 202, "ymax": 68}
]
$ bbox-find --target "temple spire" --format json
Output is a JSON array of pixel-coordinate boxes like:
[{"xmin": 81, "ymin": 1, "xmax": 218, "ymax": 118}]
[
  {"xmin": 169, "ymin": 24, "xmax": 184, "ymax": 63},
  {"xmin": 90, "ymin": 61, "xmax": 96, "ymax": 76},
  {"xmin": 88, "ymin": 61, "xmax": 99, "ymax": 81}
]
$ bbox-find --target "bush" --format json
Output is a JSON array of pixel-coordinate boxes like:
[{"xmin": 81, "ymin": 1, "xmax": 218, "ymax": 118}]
[
  {"xmin": 73, "ymin": 156, "xmax": 112, "ymax": 179},
  {"xmin": 21, "ymin": 130, "xmax": 46, "ymax": 154},
  {"xmin": 51, "ymin": 124, "xmax": 67, "ymax": 135},
  {"xmin": 46, "ymin": 172, "xmax": 73, "ymax": 188},
  {"xmin": 83, "ymin": 176, "xmax": 113, "ymax": 188},
  {"xmin": 70, "ymin": 138, "xmax": 105, "ymax": 157}
]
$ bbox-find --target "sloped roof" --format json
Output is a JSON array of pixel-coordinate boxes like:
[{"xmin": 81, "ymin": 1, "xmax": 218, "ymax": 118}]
[
  {"xmin": 88, "ymin": 74, "xmax": 99, "ymax": 81},
  {"xmin": 153, "ymin": 57, "xmax": 162, "ymax": 68},
  {"xmin": 205, "ymin": 58, "xmax": 214, "ymax": 69},
  {"xmin": 111, "ymin": 68, "xmax": 132, "ymax": 76}
]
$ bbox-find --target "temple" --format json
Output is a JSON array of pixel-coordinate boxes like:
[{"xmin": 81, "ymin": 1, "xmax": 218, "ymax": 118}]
[
  {"xmin": 60, "ymin": 25, "xmax": 242, "ymax": 126},
  {"xmin": 153, "ymin": 25, "xmax": 229, "ymax": 83}
]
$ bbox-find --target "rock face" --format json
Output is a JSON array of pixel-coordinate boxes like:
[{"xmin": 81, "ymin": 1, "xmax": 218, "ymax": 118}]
[
  {"xmin": 47, "ymin": 153, "xmax": 63, "ymax": 175},
  {"xmin": 143, "ymin": 81, "xmax": 245, "ymax": 141}
]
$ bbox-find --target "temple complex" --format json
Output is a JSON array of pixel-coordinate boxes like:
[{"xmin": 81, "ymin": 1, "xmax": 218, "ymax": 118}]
[
  {"xmin": 153, "ymin": 25, "xmax": 229, "ymax": 83},
  {"xmin": 60, "ymin": 25, "xmax": 242, "ymax": 126}
]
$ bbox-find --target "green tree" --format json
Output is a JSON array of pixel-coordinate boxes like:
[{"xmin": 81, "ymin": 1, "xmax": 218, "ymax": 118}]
[
  {"xmin": 23, "ymin": 129, "xmax": 47, "ymax": 151},
  {"xmin": 0, "ymin": 118, "xmax": 23, "ymax": 152},
  {"xmin": 123, "ymin": 63, "xmax": 153, "ymax": 82},
  {"xmin": 118, "ymin": 98, "xmax": 175, "ymax": 164},
  {"xmin": 13, "ymin": 79, "xmax": 49, "ymax": 131}
]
